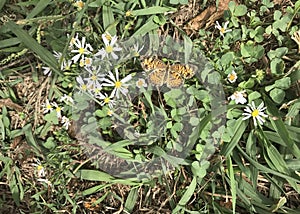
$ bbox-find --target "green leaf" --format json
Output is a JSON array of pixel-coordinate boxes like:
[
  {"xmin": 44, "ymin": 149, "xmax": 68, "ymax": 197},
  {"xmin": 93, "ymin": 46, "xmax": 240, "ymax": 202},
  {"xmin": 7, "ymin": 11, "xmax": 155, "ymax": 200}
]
[
  {"xmin": 0, "ymin": 0, "xmax": 6, "ymax": 11},
  {"xmin": 132, "ymin": 16, "xmax": 160, "ymax": 37},
  {"xmin": 234, "ymin": 5, "xmax": 247, "ymax": 16},
  {"xmin": 173, "ymin": 177, "xmax": 197, "ymax": 213},
  {"xmin": 6, "ymin": 21, "xmax": 60, "ymax": 75},
  {"xmin": 220, "ymin": 118, "xmax": 248, "ymax": 157},
  {"xmin": 76, "ymin": 169, "xmax": 114, "ymax": 182},
  {"xmin": 44, "ymin": 111, "xmax": 59, "ymax": 124},
  {"xmin": 248, "ymin": 91, "xmax": 261, "ymax": 103},
  {"xmin": 269, "ymin": 88, "xmax": 285, "ymax": 104},
  {"xmin": 226, "ymin": 156, "xmax": 236, "ymax": 213},
  {"xmin": 274, "ymin": 77, "xmax": 291, "ymax": 89},
  {"xmin": 270, "ymin": 58, "xmax": 285, "ymax": 75},
  {"xmin": 22, "ymin": 124, "xmax": 40, "ymax": 153},
  {"xmin": 26, "ymin": 0, "xmax": 52, "ymax": 19},
  {"xmin": 131, "ymin": 6, "xmax": 176, "ymax": 16},
  {"xmin": 102, "ymin": 3, "xmax": 116, "ymax": 35},
  {"xmin": 124, "ymin": 188, "xmax": 139, "ymax": 213}
]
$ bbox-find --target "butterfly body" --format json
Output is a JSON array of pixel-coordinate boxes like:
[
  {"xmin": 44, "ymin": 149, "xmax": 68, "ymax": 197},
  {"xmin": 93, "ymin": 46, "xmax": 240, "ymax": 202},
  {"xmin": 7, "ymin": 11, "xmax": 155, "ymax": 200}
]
[{"xmin": 141, "ymin": 57, "xmax": 195, "ymax": 88}]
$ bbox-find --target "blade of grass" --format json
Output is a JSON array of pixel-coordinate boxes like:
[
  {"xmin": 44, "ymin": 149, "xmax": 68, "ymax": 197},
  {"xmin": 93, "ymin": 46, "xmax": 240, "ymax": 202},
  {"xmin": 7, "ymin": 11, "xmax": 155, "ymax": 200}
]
[
  {"xmin": 220, "ymin": 118, "xmax": 248, "ymax": 157},
  {"xmin": 237, "ymin": 145, "xmax": 300, "ymax": 183},
  {"xmin": 132, "ymin": 16, "xmax": 160, "ymax": 37},
  {"xmin": 124, "ymin": 187, "xmax": 139, "ymax": 213},
  {"xmin": 265, "ymin": 97, "xmax": 300, "ymax": 158},
  {"xmin": 0, "ymin": 0, "xmax": 6, "ymax": 11},
  {"xmin": 6, "ymin": 20, "xmax": 60, "ymax": 75},
  {"xmin": 226, "ymin": 156, "xmax": 236, "ymax": 214},
  {"xmin": 102, "ymin": 3, "xmax": 116, "ymax": 35},
  {"xmin": 172, "ymin": 176, "xmax": 197, "ymax": 213},
  {"xmin": 26, "ymin": 0, "xmax": 52, "ymax": 19},
  {"xmin": 131, "ymin": 6, "xmax": 176, "ymax": 16}
]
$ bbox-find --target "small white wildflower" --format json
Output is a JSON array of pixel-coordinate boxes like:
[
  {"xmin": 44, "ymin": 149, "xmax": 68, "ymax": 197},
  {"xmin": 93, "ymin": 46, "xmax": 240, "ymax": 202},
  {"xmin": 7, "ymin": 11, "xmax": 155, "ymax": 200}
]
[
  {"xmin": 227, "ymin": 70, "xmax": 237, "ymax": 83},
  {"xmin": 68, "ymin": 33, "xmax": 79, "ymax": 49},
  {"xmin": 60, "ymin": 94, "xmax": 74, "ymax": 104},
  {"xmin": 102, "ymin": 69, "xmax": 132, "ymax": 98},
  {"xmin": 32, "ymin": 160, "xmax": 46, "ymax": 178},
  {"xmin": 42, "ymin": 99, "xmax": 53, "ymax": 114},
  {"xmin": 71, "ymin": 36, "xmax": 93, "ymax": 63},
  {"xmin": 97, "ymin": 92, "xmax": 116, "ymax": 108},
  {"xmin": 52, "ymin": 102, "xmax": 63, "ymax": 119},
  {"xmin": 61, "ymin": 59, "xmax": 72, "ymax": 71},
  {"xmin": 37, "ymin": 178, "xmax": 52, "ymax": 186},
  {"xmin": 136, "ymin": 78, "xmax": 147, "ymax": 88},
  {"xmin": 215, "ymin": 21, "xmax": 232, "ymax": 37},
  {"xmin": 61, "ymin": 116, "xmax": 71, "ymax": 130},
  {"xmin": 84, "ymin": 66, "xmax": 105, "ymax": 89},
  {"xmin": 76, "ymin": 76, "xmax": 90, "ymax": 92},
  {"xmin": 42, "ymin": 66, "xmax": 52, "ymax": 76},
  {"xmin": 228, "ymin": 91, "xmax": 247, "ymax": 104},
  {"xmin": 95, "ymin": 32, "xmax": 122, "ymax": 60},
  {"xmin": 132, "ymin": 43, "xmax": 144, "ymax": 57},
  {"xmin": 242, "ymin": 101, "xmax": 268, "ymax": 127}
]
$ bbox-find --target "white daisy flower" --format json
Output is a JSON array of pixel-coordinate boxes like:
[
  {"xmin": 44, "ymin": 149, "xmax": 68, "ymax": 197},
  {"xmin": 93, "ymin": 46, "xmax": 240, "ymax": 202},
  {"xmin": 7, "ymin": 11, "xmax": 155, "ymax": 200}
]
[
  {"xmin": 42, "ymin": 66, "xmax": 52, "ymax": 76},
  {"xmin": 59, "ymin": 94, "xmax": 74, "ymax": 104},
  {"xmin": 53, "ymin": 51, "xmax": 63, "ymax": 61},
  {"xmin": 52, "ymin": 102, "xmax": 63, "ymax": 119},
  {"xmin": 84, "ymin": 66, "xmax": 105, "ymax": 89},
  {"xmin": 228, "ymin": 91, "xmax": 247, "ymax": 104},
  {"xmin": 37, "ymin": 178, "xmax": 52, "ymax": 186},
  {"xmin": 95, "ymin": 33, "xmax": 122, "ymax": 60},
  {"xmin": 74, "ymin": 0, "xmax": 85, "ymax": 10},
  {"xmin": 102, "ymin": 69, "xmax": 132, "ymax": 98},
  {"xmin": 96, "ymin": 92, "xmax": 116, "ymax": 108},
  {"xmin": 227, "ymin": 70, "xmax": 237, "ymax": 83},
  {"xmin": 215, "ymin": 21, "xmax": 232, "ymax": 37},
  {"xmin": 61, "ymin": 116, "xmax": 71, "ymax": 130},
  {"xmin": 32, "ymin": 160, "xmax": 46, "ymax": 178},
  {"xmin": 71, "ymin": 36, "xmax": 93, "ymax": 63},
  {"xmin": 136, "ymin": 78, "xmax": 147, "ymax": 88},
  {"xmin": 132, "ymin": 43, "xmax": 144, "ymax": 57},
  {"xmin": 68, "ymin": 33, "xmax": 79, "ymax": 49},
  {"xmin": 242, "ymin": 101, "xmax": 268, "ymax": 127},
  {"xmin": 61, "ymin": 59, "xmax": 72, "ymax": 71},
  {"xmin": 42, "ymin": 99, "xmax": 53, "ymax": 114},
  {"xmin": 76, "ymin": 76, "xmax": 90, "ymax": 92}
]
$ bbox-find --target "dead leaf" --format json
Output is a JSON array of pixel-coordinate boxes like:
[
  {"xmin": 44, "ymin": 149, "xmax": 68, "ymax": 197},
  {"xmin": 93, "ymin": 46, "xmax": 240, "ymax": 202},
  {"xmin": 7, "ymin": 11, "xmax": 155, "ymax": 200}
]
[
  {"xmin": 0, "ymin": 98, "xmax": 23, "ymax": 112},
  {"xmin": 184, "ymin": 0, "xmax": 237, "ymax": 35}
]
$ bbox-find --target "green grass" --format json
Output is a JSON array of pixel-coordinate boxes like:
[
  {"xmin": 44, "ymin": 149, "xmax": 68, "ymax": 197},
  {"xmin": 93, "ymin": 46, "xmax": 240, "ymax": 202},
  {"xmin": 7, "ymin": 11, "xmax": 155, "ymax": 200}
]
[{"xmin": 0, "ymin": 0, "xmax": 300, "ymax": 213}]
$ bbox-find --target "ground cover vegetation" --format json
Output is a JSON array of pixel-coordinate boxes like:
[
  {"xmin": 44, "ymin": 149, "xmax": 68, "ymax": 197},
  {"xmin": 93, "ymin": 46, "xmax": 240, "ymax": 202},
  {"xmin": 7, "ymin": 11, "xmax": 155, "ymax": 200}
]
[{"xmin": 0, "ymin": 0, "xmax": 300, "ymax": 213}]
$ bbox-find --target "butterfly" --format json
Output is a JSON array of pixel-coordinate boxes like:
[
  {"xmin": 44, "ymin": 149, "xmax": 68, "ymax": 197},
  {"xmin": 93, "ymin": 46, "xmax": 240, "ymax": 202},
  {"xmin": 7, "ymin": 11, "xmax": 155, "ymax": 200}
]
[{"xmin": 141, "ymin": 57, "xmax": 195, "ymax": 88}]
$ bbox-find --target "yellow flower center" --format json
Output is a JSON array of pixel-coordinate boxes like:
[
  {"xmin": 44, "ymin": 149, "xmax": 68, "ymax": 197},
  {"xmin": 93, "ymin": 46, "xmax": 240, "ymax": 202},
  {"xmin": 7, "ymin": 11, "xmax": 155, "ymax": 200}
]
[
  {"xmin": 79, "ymin": 60, "xmax": 85, "ymax": 67},
  {"xmin": 125, "ymin": 11, "xmax": 132, "ymax": 17},
  {"xmin": 56, "ymin": 107, "xmax": 61, "ymax": 112},
  {"xmin": 81, "ymin": 84, "xmax": 87, "ymax": 90},
  {"xmin": 105, "ymin": 34, "xmax": 112, "ymax": 41},
  {"xmin": 107, "ymin": 110, "xmax": 113, "ymax": 116},
  {"xmin": 46, "ymin": 104, "xmax": 52, "ymax": 109},
  {"xmin": 37, "ymin": 165, "xmax": 44, "ymax": 171},
  {"xmin": 229, "ymin": 74, "xmax": 236, "ymax": 81},
  {"xmin": 104, "ymin": 97, "xmax": 110, "ymax": 103},
  {"xmin": 91, "ymin": 75, "xmax": 97, "ymax": 81},
  {"xmin": 115, "ymin": 81, "xmax": 122, "ymax": 88},
  {"xmin": 79, "ymin": 47, "xmax": 85, "ymax": 54},
  {"xmin": 106, "ymin": 45, "xmax": 113, "ymax": 53},
  {"xmin": 85, "ymin": 58, "xmax": 91, "ymax": 65},
  {"xmin": 251, "ymin": 109, "xmax": 259, "ymax": 117},
  {"xmin": 137, "ymin": 80, "xmax": 144, "ymax": 87},
  {"xmin": 220, "ymin": 27, "xmax": 225, "ymax": 34}
]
